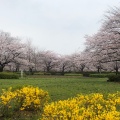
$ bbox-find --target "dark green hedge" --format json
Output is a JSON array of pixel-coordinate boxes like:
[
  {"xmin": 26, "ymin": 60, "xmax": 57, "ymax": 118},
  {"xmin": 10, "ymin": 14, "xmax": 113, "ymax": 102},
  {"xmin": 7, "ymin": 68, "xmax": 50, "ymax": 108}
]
[
  {"xmin": 89, "ymin": 73, "xmax": 115, "ymax": 78},
  {"xmin": 34, "ymin": 72, "xmax": 44, "ymax": 75},
  {"xmin": 0, "ymin": 72, "xmax": 19, "ymax": 79},
  {"xmin": 107, "ymin": 75, "xmax": 120, "ymax": 82},
  {"xmin": 64, "ymin": 73, "xmax": 82, "ymax": 76},
  {"xmin": 82, "ymin": 73, "xmax": 90, "ymax": 77},
  {"xmin": 44, "ymin": 72, "xmax": 51, "ymax": 75},
  {"xmin": 15, "ymin": 72, "xmax": 26, "ymax": 77}
]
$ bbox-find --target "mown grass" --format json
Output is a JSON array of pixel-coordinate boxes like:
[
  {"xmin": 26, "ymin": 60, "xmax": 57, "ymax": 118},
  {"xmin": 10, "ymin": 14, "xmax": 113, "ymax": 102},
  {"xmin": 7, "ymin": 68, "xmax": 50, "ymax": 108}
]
[{"xmin": 0, "ymin": 75, "xmax": 120, "ymax": 102}]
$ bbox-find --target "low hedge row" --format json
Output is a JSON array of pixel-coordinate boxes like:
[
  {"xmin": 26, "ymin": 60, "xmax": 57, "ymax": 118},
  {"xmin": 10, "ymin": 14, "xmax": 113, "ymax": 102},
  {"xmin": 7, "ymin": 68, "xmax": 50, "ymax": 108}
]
[
  {"xmin": 0, "ymin": 72, "xmax": 19, "ymax": 79},
  {"xmin": 108, "ymin": 75, "xmax": 120, "ymax": 82},
  {"xmin": 82, "ymin": 72, "xmax": 118, "ymax": 78},
  {"xmin": 64, "ymin": 73, "xmax": 82, "ymax": 76},
  {"xmin": 89, "ymin": 73, "xmax": 115, "ymax": 78},
  {"xmin": 34, "ymin": 72, "xmax": 44, "ymax": 75},
  {"xmin": 82, "ymin": 73, "xmax": 90, "ymax": 77},
  {"xmin": 15, "ymin": 72, "xmax": 26, "ymax": 77}
]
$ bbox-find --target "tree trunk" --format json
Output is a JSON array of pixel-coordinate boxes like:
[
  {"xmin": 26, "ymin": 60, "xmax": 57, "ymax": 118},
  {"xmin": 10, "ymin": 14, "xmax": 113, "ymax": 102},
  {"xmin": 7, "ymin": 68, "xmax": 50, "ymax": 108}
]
[
  {"xmin": 47, "ymin": 66, "xmax": 50, "ymax": 72},
  {"xmin": 15, "ymin": 64, "xmax": 20, "ymax": 72},
  {"xmin": 115, "ymin": 61, "xmax": 118, "ymax": 75},
  {"xmin": 97, "ymin": 67, "xmax": 100, "ymax": 73},
  {"xmin": 97, "ymin": 62, "xmax": 101, "ymax": 74},
  {"xmin": 29, "ymin": 67, "xmax": 33, "ymax": 75},
  {"xmin": 81, "ymin": 67, "xmax": 84, "ymax": 73},
  {"xmin": 61, "ymin": 66, "xmax": 65, "ymax": 75},
  {"xmin": 0, "ymin": 65, "xmax": 4, "ymax": 72},
  {"xmin": 116, "ymin": 68, "xmax": 118, "ymax": 75}
]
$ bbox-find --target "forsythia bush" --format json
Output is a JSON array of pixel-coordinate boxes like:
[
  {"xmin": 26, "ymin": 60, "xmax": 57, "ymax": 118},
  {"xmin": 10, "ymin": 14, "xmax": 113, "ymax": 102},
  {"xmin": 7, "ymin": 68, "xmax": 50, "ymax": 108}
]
[
  {"xmin": 41, "ymin": 92, "xmax": 120, "ymax": 120},
  {"xmin": 0, "ymin": 86, "xmax": 49, "ymax": 117}
]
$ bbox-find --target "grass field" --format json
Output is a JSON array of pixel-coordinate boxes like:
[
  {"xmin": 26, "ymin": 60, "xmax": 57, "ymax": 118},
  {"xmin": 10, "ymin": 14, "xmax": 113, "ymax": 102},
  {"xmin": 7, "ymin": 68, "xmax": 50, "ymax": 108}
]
[{"xmin": 0, "ymin": 75, "xmax": 120, "ymax": 102}]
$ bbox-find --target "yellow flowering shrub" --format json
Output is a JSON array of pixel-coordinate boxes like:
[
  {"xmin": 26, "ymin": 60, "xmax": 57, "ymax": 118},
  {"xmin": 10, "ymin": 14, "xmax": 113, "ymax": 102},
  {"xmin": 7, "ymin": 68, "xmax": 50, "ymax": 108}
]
[
  {"xmin": 17, "ymin": 86, "xmax": 49, "ymax": 111},
  {"xmin": 41, "ymin": 92, "xmax": 120, "ymax": 120},
  {"xmin": 0, "ymin": 87, "xmax": 17, "ymax": 105},
  {"xmin": 0, "ymin": 86, "xmax": 49, "ymax": 117}
]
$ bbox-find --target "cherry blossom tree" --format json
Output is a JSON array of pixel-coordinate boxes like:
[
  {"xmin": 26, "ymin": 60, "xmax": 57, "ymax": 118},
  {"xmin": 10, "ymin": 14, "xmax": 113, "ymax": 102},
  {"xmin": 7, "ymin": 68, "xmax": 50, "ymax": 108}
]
[
  {"xmin": 70, "ymin": 52, "xmax": 91, "ymax": 73},
  {"xmin": 57, "ymin": 55, "xmax": 72, "ymax": 75},
  {"xmin": 39, "ymin": 50, "xmax": 59, "ymax": 72},
  {"xmin": 0, "ymin": 31, "xmax": 25, "ymax": 72},
  {"xmin": 101, "ymin": 7, "xmax": 120, "ymax": 74},
  {"xmin": 85, "ymin": 29, "xmax": 120, "ymax": 74},
  {"xmin": 23, "ymin": 40, "xmax": 36, "ymax": 74}
]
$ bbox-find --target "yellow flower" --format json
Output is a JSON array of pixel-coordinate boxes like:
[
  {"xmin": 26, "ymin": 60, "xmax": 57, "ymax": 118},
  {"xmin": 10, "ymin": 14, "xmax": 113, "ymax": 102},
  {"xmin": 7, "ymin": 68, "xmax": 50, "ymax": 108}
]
[
  {"xmin": 40, "ymin": 92, "xmax": 120, "ymax": 120},
  {"xmin": 0, "ymin": 86, "xmax": 49, "ymax": 112}
]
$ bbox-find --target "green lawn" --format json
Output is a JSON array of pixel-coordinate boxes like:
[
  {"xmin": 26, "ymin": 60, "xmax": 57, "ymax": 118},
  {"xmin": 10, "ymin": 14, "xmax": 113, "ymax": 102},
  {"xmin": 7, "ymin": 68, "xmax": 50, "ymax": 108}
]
[{"xmin": 0, "ymin": 75, "xmax": 120, "ymax": 102}]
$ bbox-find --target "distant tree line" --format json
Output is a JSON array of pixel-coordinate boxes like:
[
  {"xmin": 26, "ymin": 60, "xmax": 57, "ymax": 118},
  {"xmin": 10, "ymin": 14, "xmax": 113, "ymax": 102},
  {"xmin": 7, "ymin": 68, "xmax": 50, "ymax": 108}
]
[{"xmin": 0, "ymin": 6, "xmax": 120, "ymax": 74}]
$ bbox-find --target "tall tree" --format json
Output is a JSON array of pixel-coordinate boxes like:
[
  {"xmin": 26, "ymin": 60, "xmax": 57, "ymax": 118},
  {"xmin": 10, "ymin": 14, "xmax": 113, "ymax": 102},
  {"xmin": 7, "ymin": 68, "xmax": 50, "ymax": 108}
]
[
  {"xmin": 58, "ymin": 55, "xmax": 72, "ymax": 75},
  {"xmin": 40, "ymin": 51, "xmax": 58, "ymax": 72},
  {"xmin": 0, "ymin": 31, "xmax": 25, "ymax": 72}
]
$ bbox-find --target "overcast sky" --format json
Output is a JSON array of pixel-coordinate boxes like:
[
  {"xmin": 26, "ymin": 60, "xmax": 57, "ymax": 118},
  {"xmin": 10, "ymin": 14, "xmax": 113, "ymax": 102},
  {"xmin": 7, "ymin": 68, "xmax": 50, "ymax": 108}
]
[{"xmin": 0, "ymin": 0, "xmax": 120, "ymax": 55}]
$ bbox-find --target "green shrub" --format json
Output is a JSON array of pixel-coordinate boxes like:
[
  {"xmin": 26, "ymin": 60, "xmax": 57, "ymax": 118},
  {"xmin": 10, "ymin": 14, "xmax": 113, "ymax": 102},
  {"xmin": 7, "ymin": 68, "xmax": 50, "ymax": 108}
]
[
  {"xmin": 24, "ymin": 71, "xmax": 34, "ymax": 75},
  {"xmin": 82, "ymin": 73, "xmax": 90, "ymax": 77},
  {"xmin": 0, "ymin": 72, "xmax": 19, "ymax": 79},
  {"xmin": 34, "ymin": 72, "xmax": 44, "ymax": 75},
  {"xmin": 50, "ymin": 72, "xmax": 65, "ymax": 75},
  {"xmin": 108, "ymin": 75, "xmax": 120, "ymax": 82},
  {"xmin": 64, "ymin": 73, "xmax": 82, "ymax": 76},
  {"xmin": 44, "ymin": 72, "xmax": 51, "ymax": 75},
  {"xmin": 15, "ymin": 72, "xmax": 26, "ymax": 78},
  {"xmin": 90, "ymin": 73, "xmax": 113, "ymax": 78},
  {"xmin": 55, "ymin": 73, "xmax": 63, "ymax": 75}
]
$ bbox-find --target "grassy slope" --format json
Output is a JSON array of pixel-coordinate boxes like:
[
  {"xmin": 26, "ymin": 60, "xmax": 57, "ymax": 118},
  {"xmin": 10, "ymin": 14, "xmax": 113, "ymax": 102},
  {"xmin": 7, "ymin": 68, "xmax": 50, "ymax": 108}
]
[{"xmin": 0, "ymin": 76, "xmax": 120, "ymax": 101}]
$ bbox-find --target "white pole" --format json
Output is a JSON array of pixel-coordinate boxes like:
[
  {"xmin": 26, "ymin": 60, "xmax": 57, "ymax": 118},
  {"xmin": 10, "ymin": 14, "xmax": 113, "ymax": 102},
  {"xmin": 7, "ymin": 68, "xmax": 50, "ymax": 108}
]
[{"xmin": 21, "ymin": 70, "xmax": 23, "ymax": 78}]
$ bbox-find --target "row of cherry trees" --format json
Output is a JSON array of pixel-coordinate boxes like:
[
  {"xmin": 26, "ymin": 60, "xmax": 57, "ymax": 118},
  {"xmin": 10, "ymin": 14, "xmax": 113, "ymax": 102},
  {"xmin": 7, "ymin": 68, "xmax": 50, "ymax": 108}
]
[
  {"xmin": 0, "ymin": 29, "xmax": 119, "ymax": 74},
  {"xmin": 85, "ymin": 6, "xmax": 120, "ymax": 74},
  {"xmin": 0, "ymin": 31, "xmax": 91, "ymax": 74},
  {"xmin": 0, "ymin": 6, "xmax": 120, "ymax": 74}
]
